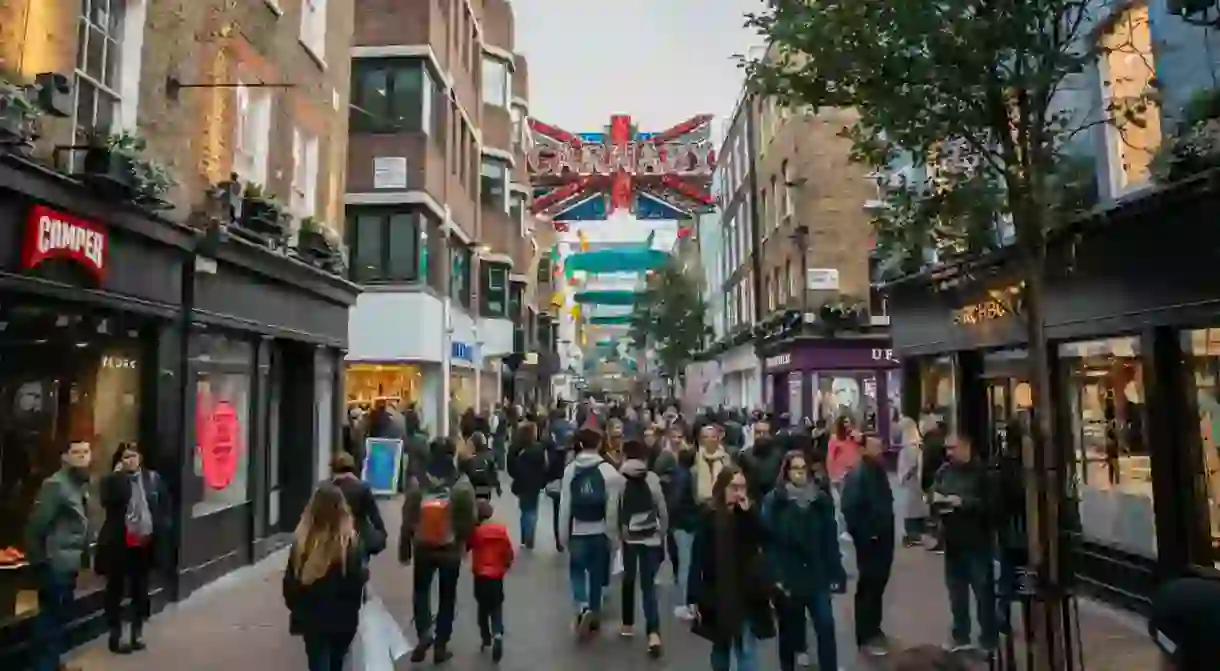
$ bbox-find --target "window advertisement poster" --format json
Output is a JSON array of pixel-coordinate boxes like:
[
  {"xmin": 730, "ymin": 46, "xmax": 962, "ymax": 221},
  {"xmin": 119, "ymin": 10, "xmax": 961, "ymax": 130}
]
[{"xmin": 362, "ymin": 437, "xmax": 404, "ymax": 496}]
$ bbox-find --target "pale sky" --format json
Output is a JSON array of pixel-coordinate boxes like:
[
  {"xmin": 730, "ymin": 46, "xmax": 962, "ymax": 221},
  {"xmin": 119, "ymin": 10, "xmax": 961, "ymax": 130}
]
[{"xmin": 512, "ymin": 0, "xmax": 763, "ymax": 247}]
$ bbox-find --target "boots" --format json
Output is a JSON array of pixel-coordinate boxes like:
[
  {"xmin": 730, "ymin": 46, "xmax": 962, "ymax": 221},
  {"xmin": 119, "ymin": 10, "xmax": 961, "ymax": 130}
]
[
  {"xmin": 108, "ymin": 626, "xmax": 131, "ymax": 654},
  {"xmin": 130, "ymin": 620, "xmax": 146, "ymax": 651}
]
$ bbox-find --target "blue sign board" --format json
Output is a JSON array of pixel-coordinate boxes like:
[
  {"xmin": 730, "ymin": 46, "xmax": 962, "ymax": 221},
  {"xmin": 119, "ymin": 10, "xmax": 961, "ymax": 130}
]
[
  {"xmin": 452, "ymin": 341, "xmax": 474, "ymax": 361},
  {"xmin": 361, "ymin": 437, "xmax": 404, "ymax": 496}
]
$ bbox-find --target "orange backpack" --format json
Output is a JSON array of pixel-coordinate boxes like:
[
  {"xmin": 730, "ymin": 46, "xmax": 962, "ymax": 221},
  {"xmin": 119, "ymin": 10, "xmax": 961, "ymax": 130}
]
[{"xmin": 417, "ymin": 477, "xmax": 455, "ymax": 547}]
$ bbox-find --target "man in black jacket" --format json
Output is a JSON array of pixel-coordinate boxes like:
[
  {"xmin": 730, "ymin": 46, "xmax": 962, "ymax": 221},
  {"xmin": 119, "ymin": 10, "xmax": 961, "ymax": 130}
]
[
  {"xmin": 842, "ymin": 436, "xmax": 895, "ymax": 657},
  {"xmin": 739, "ymin": 420, "xmax": 782, "ymax": 503}
]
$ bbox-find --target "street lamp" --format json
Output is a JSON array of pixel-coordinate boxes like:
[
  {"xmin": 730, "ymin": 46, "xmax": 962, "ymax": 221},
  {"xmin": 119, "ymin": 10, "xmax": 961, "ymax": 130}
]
[{"xmin": 790, "ymin": 224, "xmax": 810, "ymax": 328}]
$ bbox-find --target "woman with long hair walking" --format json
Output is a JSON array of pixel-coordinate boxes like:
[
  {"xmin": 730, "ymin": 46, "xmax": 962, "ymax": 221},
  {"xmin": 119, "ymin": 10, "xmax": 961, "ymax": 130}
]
[{"xmin": 283, "ymin": 483, "xmax": 369, "ymax": 671}]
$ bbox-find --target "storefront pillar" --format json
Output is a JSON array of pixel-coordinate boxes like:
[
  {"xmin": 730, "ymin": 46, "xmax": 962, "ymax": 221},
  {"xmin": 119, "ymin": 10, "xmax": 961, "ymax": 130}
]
[
  {"xmin": 901, "ymin": 357, "xmax": 922, "ymax": 421},
  {"xmin": 954, "ymin": 350, "xmax": 987, "ymax": 449},
  {"xmin": 1143, "ymin": 326, "xmax": 1197, "ymax": 575},
  {"xmin": 249, "ymin": 338, "xmax": 273, "ymax": 549}
]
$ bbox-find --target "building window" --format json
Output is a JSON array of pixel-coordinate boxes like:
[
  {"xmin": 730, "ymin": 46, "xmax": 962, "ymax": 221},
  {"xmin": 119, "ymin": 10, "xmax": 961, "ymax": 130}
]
[
  {"xmin": 347, "ymin": 210, "xmax": 424, "ymax": 283},
  {"xmin": 430, "ymin": 74, "xmax": 446, "ymax": 147},
  {"xmin": 782, "ymin": 159, "xmax": 793, "ymax": 218},
  {"xmin": 1099, "ymin": 4, "xmax": 1160, "ymax": 194},
  {"xmin": 1179, "ymin": 329, "xmax": 1220, "ymax": 567},
  {"xmin": 919, "ymin": 356, "xmax": 957, "ymax": 435},
  {"xmin": 350, "ymin": 59, "xmax": 425, "ymax": 133},
  {"xmin": 291, "ymin": 128, "xmax": 319, "ymax": 218},
  {"xmin": 508, "ymin": 282, "xmax": 525, "ymax": 323},
  {"xmin": 1059, "ymin": 337, "xmax": 1155, "ymax": 557},
  {"xmin": 190, "ymin": 332, "xmax": 254, "ymax": 518},
  {"xmin": 481, "ymin": 158, "xmax": 509, "ymax": 210},
  {"xmin": 450, "ymin": 242, "xmax": 472, "ymax": 307},
  {"xmin": 481, "ymin": 262, "xmax": 509, "ymax": 317},
  {"xmin": 234, "ymin": 80, "xmax": 272, "ymax": 186},
  {"xmin": 510, "ymin": 106, "xmax": 524, "ymax": 152},
  {"xmin": 299, "ymin": 0, "xmax": 328, "ymax": 62},
  {"xmin": 74, "ymin": 0, "xmax": 124, "ymax": 149},
  {"xmin": 482, "ymin": 57, "xmax": 510, "ymax": 108}
]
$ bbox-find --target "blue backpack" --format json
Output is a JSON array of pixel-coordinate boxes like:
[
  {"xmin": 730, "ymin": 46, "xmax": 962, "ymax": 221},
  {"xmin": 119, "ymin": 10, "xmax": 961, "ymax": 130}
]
[{"xmin": 570, "ymin": 461, "xmax": 607, "ymax": 523}]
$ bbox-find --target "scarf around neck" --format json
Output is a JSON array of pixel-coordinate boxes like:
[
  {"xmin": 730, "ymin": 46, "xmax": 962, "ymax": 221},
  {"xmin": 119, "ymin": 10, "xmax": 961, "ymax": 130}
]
[
  {"xmin": 784, "ymin": 481, "xmax": 819, "ymax": 508},
  {"xmin": 125, "ymin": 471, "xmax": 154, "ymax": 539}
]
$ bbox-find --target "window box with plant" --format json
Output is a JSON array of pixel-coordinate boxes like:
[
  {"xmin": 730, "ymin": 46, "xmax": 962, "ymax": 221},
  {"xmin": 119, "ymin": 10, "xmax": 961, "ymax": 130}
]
[
  {"xmin": 0, "ymin": 79, "xmax": 41, "ymax": 153},
  {"xmin": 816, "ymin": 295, "xmax": 867, "ymax": 334},
  {"xmin": 237, "ymin": 183, "xmax": 289, "ymax": 244},
  {"xmin": 294, "ymin": 216, "xmax": 347, "ymax": 275},
  {"xmin": 80, "ymin": 131, "xmax": 176, "ymax": 210}
]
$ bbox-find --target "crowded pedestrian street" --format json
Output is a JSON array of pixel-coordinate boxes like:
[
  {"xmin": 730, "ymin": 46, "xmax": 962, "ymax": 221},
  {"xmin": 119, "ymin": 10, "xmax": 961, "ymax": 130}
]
[{"xmin": 63, "ymin": 474, "xmax": 1158, "ymax": 671}]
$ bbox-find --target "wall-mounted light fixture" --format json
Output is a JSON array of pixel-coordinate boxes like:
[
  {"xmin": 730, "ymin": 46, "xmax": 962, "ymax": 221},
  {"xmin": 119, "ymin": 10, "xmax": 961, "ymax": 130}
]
[{"xmin": 165, "ymin": 75, "xmax": 295, "ymax": 103}]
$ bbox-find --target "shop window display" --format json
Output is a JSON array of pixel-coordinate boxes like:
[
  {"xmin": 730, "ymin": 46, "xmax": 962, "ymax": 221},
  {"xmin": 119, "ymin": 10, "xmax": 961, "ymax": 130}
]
[
  {"xmin": 0, "ymin": 304, "xmax": 144, "ymax": 624},
  {"xmin": 1060, "ymin": 337, "xmax": 1155, "ymax": 557},
  {"xmin": 919, "ymin": 356, "xmax": 957, "ymax": 433},
  {"xmin": 813, "ymin": 372, "xmax": 879, "ymax": 431},
  {"xmin": 190, "ymin": 333, "xmax": 253, "ymax": 518},
  {"xmin": 1179, "ymin": 328, "xmax": 1220, "ymax": 567},
  {"xmin": 346, "ymin": 363, "xmax": 424, "ymax": 408}
]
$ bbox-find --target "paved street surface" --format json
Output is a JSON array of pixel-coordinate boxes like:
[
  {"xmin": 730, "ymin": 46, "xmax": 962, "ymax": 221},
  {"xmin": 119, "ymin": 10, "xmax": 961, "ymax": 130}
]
[{"xmin": 69, "ymin": 476, "xmax": 1159, "ymax": 670}]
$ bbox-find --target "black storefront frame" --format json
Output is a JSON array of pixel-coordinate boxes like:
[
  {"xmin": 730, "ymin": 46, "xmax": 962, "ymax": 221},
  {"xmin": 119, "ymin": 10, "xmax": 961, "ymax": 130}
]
[
  {"xmin": 0, "ymin": 154, "xmax": 359, "ymax": 668},
  {"xmin": 886, "ymin": 174, "xmax": 1220, "ymax": 610}
]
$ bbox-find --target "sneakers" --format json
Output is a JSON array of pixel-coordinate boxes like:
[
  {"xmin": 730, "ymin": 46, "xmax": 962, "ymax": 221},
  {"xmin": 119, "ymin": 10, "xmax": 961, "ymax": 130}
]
[
  {"xmin": 491, "ymin": 635, "xmax": 504, "ymax": 663},
  {"xmin": 796, "ymin": 651, "xmax": 811, "ymax": 666},
  {"xmin": 433, "ymin": 642, "xmax": 453, "ymax": 664},
  {"xmin": 575, "ymin": 606, "xmax": 594, "ymax": 639},
  {"xmin": 619, "ymin": 624, "xmax": 635, "ymax": 637},
  {"xmin": 944, "ymin": 639, "xmax": 975, "ymax": 653},
  {"xmin": 859, "ymin": 635, "xmax": 890, "ymax": 657},
  {"xmin": 647, "ymin": 632, "xmax": 663, "ymax": 658},
  {"xmin": 673, "ymin": 605, "xmax": 695, "ymax": 621}
]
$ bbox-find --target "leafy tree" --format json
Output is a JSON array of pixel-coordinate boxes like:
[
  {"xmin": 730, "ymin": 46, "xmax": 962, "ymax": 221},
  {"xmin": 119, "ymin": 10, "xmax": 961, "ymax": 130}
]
[
  {"xmin": 746, "ymin": 1, "xmax": 1156, "ymax": 666},
  {"xmin": 630, "ymin": 261, "xmax": 710, "ymax": 380}
]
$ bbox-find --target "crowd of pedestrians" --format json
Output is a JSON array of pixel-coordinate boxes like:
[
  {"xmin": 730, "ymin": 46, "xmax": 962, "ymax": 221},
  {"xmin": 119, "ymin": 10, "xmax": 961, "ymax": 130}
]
[{"xmin": 19, "ymin": 397, "xmax": 1220, "ymax": 671}]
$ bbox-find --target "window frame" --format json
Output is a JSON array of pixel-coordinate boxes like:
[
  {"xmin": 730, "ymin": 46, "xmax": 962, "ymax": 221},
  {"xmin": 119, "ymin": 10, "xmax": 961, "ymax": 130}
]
[
  {"xmin": 299, "ymin": 0, "xmax": 328, "ymax": 64},
  {"xmin": 346, "ymin": 209, "xmax": 426, "ymax": 284},
  {"xmin": 291, "ymin": 127, "xmax": 320, "ymax": 219},
  {"xmin": 481, "ymin": 56, "xmax": 510, "ymax": 108},
  {"xmin": 350, "ymin": 58, "xmax": 427, "ymax": 133},
  {"xmin": 73, "ymin": 0, "xmax": 125, "ymax": 165},
  {"xmin": 233, "ymin": 79, "xmax": 272, "ymax": 187},
  {"xmin": 481, "ymin": 156, "xmax": 510, "ymax": 211},
  {"xmin": 481, "ymin": 261, "xmax": 510, "ymax": 318}
]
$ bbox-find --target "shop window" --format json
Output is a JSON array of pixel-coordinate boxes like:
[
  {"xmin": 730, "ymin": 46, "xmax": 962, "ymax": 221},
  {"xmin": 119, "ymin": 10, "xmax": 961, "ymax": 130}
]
[
  {"xmin": 482, "ymin": 57, "xmax": 510, "ymax": 108},
  {"xmin": 347, "ymin": 209, "xmax": 424, "ymax": 283},
  {"xmin": 481, "ymin": 262, "xmax": 509, "ymax": 318},
  {"xmin": 350, "ymin": 58, "xmax": 426, "ymax": 133},
  {"xmin": 0, "ymin": 305, "xmax": 145, "ymax": 622},
  {"xmin": 481, "ymin": 158, "xmax": 509, "ymax": 211},
  {"xmin": 813, "ymin": 372, "xmax": 879, "ymax": 430},
  {"xmin": 1059, "ymin": 337, "xmax": 1155, "ymax": 557},
  {"xmin": 919, "ymin": 356, "xmax": 957, "ymax": 434},
  {"xmin": 1179, "ymin": 328, "xmax": 1220, "ymax": 567},
  {"xmin": 190, "ymin": 333, "xmax": 254, "ymax": 518}
]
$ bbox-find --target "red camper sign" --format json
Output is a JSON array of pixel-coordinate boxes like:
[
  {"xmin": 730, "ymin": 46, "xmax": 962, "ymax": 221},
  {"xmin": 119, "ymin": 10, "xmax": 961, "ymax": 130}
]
[{"xmin": 22, "ymin": 205, "xmax": 108, "ymax": 281}]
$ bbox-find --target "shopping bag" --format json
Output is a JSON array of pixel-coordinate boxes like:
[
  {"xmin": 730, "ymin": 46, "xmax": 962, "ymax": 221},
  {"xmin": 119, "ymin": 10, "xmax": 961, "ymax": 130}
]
[
  {"xmin": 611, "ymin": 548, "xmax": 624, "ymax": 577},
  {"xmin": 347, "ymin": 594, "xmax": 412, "ymax": 671}
]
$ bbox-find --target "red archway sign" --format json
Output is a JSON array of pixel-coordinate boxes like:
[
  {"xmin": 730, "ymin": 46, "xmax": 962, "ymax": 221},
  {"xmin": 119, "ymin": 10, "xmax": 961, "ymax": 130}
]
[{"xmin": 196, "ymin": 390, "xmax": 242, "ymax": 490}]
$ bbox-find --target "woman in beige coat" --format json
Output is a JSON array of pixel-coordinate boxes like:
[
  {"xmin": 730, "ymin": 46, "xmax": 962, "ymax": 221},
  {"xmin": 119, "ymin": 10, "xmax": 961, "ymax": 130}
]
[{"xmin": 896, "ymin": 416, "xmax": 929, "ymax": 546}]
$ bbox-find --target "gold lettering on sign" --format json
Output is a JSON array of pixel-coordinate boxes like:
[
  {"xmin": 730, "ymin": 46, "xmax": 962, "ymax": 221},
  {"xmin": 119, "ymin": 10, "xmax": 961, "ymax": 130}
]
[{"xmin": 953, "ymin": 284, "xmax": 1024, "ymax": 325}]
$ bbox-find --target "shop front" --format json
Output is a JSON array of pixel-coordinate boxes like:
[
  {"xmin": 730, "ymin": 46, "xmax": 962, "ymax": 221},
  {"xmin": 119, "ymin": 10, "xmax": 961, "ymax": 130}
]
[
  {"xmin": 718, "ymin": 344, "xmax": 761, "ymax": 410},
  {"xmin": 0, "ymin": 157, "xmax": 190, "ymax": 665},
  {"xmin": 885, "ymin": 174, "xmax": 1220, "ymax": 608},
  {"xmin": 761, "ymin": 337, "xmax": 901, "ymax": 444},
  {"xmin": 0, "ymin": 155, "xmax": 359, "ymax": 667}
]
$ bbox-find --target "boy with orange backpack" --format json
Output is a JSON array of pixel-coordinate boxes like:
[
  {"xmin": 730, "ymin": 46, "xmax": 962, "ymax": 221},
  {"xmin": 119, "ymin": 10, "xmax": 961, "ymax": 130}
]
[{"xmin": 399, "ymin": 437, "xmax": 478, "ymax": 664}]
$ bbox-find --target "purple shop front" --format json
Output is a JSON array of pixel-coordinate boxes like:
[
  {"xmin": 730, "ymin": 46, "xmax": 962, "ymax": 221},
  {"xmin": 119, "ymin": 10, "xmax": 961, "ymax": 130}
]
[{"xmin": 763, "ymin": 340, "xmax": 902, "ymax": 446}]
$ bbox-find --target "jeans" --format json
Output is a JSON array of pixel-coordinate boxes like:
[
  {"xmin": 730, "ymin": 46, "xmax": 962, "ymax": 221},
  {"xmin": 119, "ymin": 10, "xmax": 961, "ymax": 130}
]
[
  {"xmin": 710, "ymin": 625, "xmax": 759, "ymax": 671},
  {"xmin": 620, "ymin": 544, "xmax": 662, "ymax": 634},
  {"xmin": 547, "ymin": 491, "xmax": 564, "ymax": 550},
  {"xmin": 665, "ymin": 531, "xmax": 679, "ymax": 576},
  {"xmin": 778, "ymin": 590, "xmax": 838, "ymax": 671},
  {"xmin": 519, "ymin": 495, "xmax": 540, "ymax": 548},
  {"xmin": 32, "ymin": 567, "xmax": 75, "ymax": 671},
  {"xmin": 853, "ymin": 536, "xmax": 894, "ymax": 646},
  {"xmin": 473, "ymin": 577, "xmax": 505, "ymax": 642},
  {"xmin": 945, "ymin": 549, "xmax": 998, "ymax": 646},
  {"xmin": 104, "ymin": 545, "xmax": 152, "ymax": 630},
  {"xmin": 567, "ymin": 534, "xmax": 610, "ymax": 613},
  {"xmin": 303, "ymin": 630, "xmax": 356, "ymax": 671},
  {"xmin": 412, "ymin": 553, "xmax": 460, "ymax": 642},
  {"xmin": 673, "ymin": 529, "xmax": 694, "ymax": 604}
]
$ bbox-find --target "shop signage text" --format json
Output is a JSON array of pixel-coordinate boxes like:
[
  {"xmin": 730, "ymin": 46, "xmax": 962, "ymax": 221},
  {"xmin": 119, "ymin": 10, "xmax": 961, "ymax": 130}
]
[
  {"xmin": 528, "ymin": 141, "xmax": 715, "ymax": 177},
  {"xmin": 953, "ymin": 285, "xmax": 1023, "ymax": 325},
  {"xmin": 22, "ymin": 205, "xmax": 108, "ymax": 281},
  {"xmin": 765, "ymin": 354, "xmax": 792, "ymax": 368},
  {"xmin": 452, "ymin": 342, "xmax": 474, "ymax": 362},
  {"xmin": 872, "ymin": 348, "xmax": 899, "ymax": 363}
]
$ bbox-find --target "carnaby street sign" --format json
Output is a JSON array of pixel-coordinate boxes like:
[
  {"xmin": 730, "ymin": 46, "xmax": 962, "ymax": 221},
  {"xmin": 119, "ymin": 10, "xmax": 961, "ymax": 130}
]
[{"xmin": 527, "ymin": 141, "xmax": 715, "ymax": 177}]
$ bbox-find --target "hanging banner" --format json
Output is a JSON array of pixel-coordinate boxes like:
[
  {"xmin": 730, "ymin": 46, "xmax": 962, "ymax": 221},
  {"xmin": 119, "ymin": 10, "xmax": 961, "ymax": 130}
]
[
  {"xmin": 362, "ymin": 437, "xmax": 404, "ymax": 496},
  {"xmin": 196, "ymin": 394, "xmax": 242, "ymax": 490}
]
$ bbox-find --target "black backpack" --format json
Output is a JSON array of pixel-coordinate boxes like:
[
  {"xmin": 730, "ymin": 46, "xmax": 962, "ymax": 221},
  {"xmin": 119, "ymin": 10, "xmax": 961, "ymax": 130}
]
[
  {"xmin": 467, "ymin": 452, "xmax": 496, "ymax": 494},
  {"xmin": 620, "ymin": 474, "xmax": 659, "ymax": 541}
]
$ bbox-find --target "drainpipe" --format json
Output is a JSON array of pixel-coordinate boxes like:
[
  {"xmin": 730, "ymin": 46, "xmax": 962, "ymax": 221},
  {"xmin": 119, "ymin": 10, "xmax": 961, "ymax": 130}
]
[{"xmin": 745, "ymin": 92, "xmax": 766, "ymax": 407}]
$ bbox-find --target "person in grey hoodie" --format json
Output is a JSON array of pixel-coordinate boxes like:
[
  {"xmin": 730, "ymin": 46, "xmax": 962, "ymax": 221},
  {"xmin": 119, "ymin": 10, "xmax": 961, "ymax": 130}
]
[
  {"xmin": 26, "ymin": 440, "xmax": 94, "ymax": 671},
  {"xmin": 558, "ymin": 427, "xmax": 623, "ymax": 639},
  {"xmin": 618, "ymin": 439, "xmax": 670, "ymax": 658}
]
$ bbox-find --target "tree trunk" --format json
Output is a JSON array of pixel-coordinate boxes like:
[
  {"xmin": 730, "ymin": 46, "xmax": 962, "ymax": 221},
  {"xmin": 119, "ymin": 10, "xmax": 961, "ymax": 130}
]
[{"xmin": 1020, "ymin": 255, "xmax": 1077, "ymax": 671}]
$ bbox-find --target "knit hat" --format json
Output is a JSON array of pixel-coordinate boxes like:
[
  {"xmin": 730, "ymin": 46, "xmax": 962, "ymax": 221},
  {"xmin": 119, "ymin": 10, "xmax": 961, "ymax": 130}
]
[{"xmin": 1148, "ymin": 577, "xmax": 1220, "ymax": 669}]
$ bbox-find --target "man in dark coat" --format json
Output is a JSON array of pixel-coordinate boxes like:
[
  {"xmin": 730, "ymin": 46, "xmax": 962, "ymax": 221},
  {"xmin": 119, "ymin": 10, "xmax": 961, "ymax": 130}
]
[{"xmin": 842, "ymin": 436, "xmax": 895, "ymax": 656}]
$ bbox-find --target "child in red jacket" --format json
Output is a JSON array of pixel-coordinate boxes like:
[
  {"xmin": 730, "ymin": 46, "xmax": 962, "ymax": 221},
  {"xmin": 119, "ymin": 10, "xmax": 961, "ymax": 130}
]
[{"xmin": 470, "ymin": 500, "xmax": 514, "ymax": 662}]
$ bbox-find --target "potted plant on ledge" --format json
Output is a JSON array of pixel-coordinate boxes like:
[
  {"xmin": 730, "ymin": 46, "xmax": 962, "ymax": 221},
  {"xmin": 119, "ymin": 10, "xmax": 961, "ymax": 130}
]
[
  {"xmin": 817, "ymin": 295, "xmax": 867, "ymax": 334},
  {"xmin": 235, "ymin": 183, "xmax": 289, "ymax": 248},
  {"xmin": 295, "ymin": 216, "xmax": 346, "ymax": 275},
  {"xmin": 80, "ymin": 131, "xmax": 176, "ymax": 210},
  {"xmin": 0, "ymin": 79, "xmax": 41, "ymax": 154}
]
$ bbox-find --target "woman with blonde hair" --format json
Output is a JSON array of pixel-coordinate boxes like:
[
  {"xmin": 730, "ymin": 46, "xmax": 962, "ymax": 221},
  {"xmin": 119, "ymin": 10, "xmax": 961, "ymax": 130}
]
[
  {"xmin": 283, "ymin": 482, "xmax": 369, "ymax": 671},
  {"xmin": 897, "ymin": 416, "xmax": 929, "ymax": 547}
]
